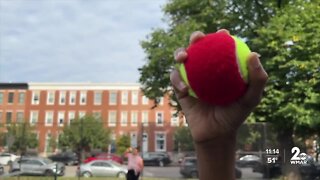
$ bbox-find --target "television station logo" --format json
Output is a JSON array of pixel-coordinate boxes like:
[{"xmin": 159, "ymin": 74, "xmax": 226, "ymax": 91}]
[{"xmin": 290, "ymin": 147, "xmax": 307, "ymax": 165}]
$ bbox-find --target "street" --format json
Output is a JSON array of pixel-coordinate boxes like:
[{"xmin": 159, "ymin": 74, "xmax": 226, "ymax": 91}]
[{"xmin": 3, "ymin": 165, "xmax": 263, "ymax": 179}]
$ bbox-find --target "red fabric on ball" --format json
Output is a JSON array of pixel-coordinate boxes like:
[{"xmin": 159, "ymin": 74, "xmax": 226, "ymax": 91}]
[{"xmin": 185, "ymin": 32, "xmax": 247, "ymax": 105}]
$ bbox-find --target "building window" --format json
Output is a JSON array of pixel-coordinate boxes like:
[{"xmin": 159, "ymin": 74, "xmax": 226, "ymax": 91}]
[
  {"xmin": 142, "ymin": 111, "xmax": 148, "ymax": 126},
  {"xmin": 156, "ymin": 112, "xmax": 164, "ymax": 126},
  {"xmin": 121, "ymin": 111, "xmax": 128, "ymax": 126},
  {"xmin": 32, "ymin": 91, "xmax": 40, "ymax": 105},
  {"xmin": 69, "ymin": 91, "xmax": 76, "ymax": 105},
  {"xmin": 6, "ymin": 112, "xmax": 12, "ymax": 124},
  {"xmin": 30, "ymin": 111, "xmax": 38, "ymax": 125},
  {"xmin": 47, "ymin": 91, "xmax": 55, "ymax": 105},
  {"xmin": 16, "ymin": 112, "xmax": 24, "ymax": 123},
  {"xmin": 58, "ymin": 112, "xmax": 65, "ymax": 126},
  {"xmin": 80, "ymin": 92, "xmax": 87, "ymax": 105},
  {"xmin": 0, "ymin": 112, "xmax": 2, "ymax": 123},
  {"xmin": 155, "ymin": 132, "xmax": 166, "ymax": 152},
  {"xmin": 121, "ymin": 91, "xmax": 128, "ymax": 105},
  {"xmin": 142, "ymin": 95, "xmax": 149, "ymax": 105},
  {"xmin": 108, "ymin": 111, "xmax": 117, "ymax": 127},
  {"xmin": 131, "ymin": 111, "xmax": 138, "ymax": 126},
  {"xmin": 109, "ymin": 91, "xmax": 117, "ymax": 105},
  {"xmin": 68, "ymin": 111, "xmax": 75, "ymax": 125},
  {"xmin": 18, "ymin": 92, "xmax": 25, "ymax": 104},
  {"xmin": 94, "ymin": 91, "xmax": 102, "ymax": 105},
  {"xmin": 45, "ymin": 111, "xmax": 53, "ymax": 126},
  {"xmin": 45, "ymin": 132, "xmax": 52, "ymax": 153},
  {"xmin": 59, "ymin": 91, "xmax": 66, "ymax": 105},
  {"xmin": 171, "ymin": 111, "xmax": 179, "ymax": 127},
  {"xmin": 93, "ymin": 111, "xmax": 101, "ymax": 119},
  {"xmin": 131, "ymin": 91, "xmax": 138, "ymax": 105},
  {"xmin": 8, "ymin": 92, "xmax": 14, "ymax": 103},
  {"xmin": 0, "ymin": 92, "xmax": 3, "ymax": 104},
  {"xmin": 159, "ymin": 97, "xmax": 164, "ymax": 105},
  {"xmin": 130, "ymin": 132, "xmax": 137, "ymax": 148},
  {"xmin": 79, "ymin": 111, "xmax": 86, "ymax": 119}
]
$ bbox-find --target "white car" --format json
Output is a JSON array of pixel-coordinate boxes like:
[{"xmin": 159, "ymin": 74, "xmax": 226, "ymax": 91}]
[{"xmin": 0, "ymin": 153, "xmax": 19, "ymax": 165}]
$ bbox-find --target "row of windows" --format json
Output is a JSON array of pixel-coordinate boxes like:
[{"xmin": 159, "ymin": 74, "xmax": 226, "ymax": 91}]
[
  {"xmin": 0, "ymin": 92, "xmax": 25, "ymax": 104},
  {"xmin": 0, "ymin": 111, "xmax": 180, "ymax": 127},
  {"xmin": 31, "ymin": 91, "xmax": 157, "ymax": 106}
]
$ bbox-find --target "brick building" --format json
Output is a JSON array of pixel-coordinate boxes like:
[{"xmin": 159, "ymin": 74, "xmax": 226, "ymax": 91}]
[{"xmin": 0, "ymin": 83, "xmax": 185, "ymax": 154}]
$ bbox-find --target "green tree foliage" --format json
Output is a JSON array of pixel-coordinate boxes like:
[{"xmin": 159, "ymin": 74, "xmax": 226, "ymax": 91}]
[
  {"xmin": 116, "ymin": 134, "xmax": 130, "ymax": 155},
  {"xmin": 174, "ymin": 126, "xmax": 194, "ymax": 152},
  {"xmin": 4, "ymin": 123, "xmax": 38, "ymax": 153},
  {"xmin": 59, "ymin": 116, "xmax": 111, "ymax": 152},
  {"xmin": 139, "ymin": 0, "xmax": 284, "ymax": 107}
]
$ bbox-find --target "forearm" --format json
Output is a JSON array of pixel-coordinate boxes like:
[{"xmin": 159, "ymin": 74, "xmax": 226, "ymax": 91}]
[{"xmin": 195, "ymin": 133, "xmax": 236, "ymax": 180}]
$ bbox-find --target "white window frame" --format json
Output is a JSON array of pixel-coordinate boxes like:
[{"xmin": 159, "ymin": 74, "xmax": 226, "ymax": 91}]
[
  {"xmin": 130, "ymin": 131, "xmax": 138, "ymax": 148},
  {"xmin": 109, "ymin": 91, "xmax": 117, "ymax": 105},
  {"xmin": 142, "ymin": 111, "xmax": 148, "ymax": 126},
  {"xmin": 155, "ymin": 132, "xmax": 166, "ymax": 152},
  {"xmin": 80, "ymin": 91, "xmax": 87, "ymax": 105},
  {"xmin": 142, "ymin": 95, "xmax": 149, "ymax": 105},
  {"xmin": 131, "ymin": 111, "xmax": 138, "ymax": 127},
  {"xmin": 45, "ymin": 111, "xmax": 54, "ymax": 126},
  {"xmin": 18, "ymin": 92, "xmax": 25, "ymax": 104},
  {"xmin": 94, "ymin": 91, "xmax": 102, "ymax": 105},
  {"xmin": 108, "ymin": 111, "xmax": 117, "ymax": 127},
  {"xmin": 79, "ymin": 111, "xmax": 86, "ymax": 119},
  {"xmin": 156, "ymin": 111, "xmax": 164, "ymax": 126},
  {"xmin": 69, "ymin": 91, "xmax": 76, "ymax": 105},
  {"xmin": 32, "ymin": 91, "xmax": 40, "ymax": 105},
  {"xmin": 131, "ymin": 91, "xmax": 138, "ymax": 105},
  {"xmin": 47, "ymin": 91, "xmax": 55, "ymax": 105},
  {"xmin": 30, "ymin": 111, "xmax": 38, "ymax": 125},
  {"xmin": 58, "ymin": 111, "xmax": 65, "ymax": 127},
  {"xmin": 120, "ymin": 111, "xmax": 128, "ymax": 126},
  {"xmin": 121, "ymin": 91, "xmax": 128, "ymax": 105},
  {"xmin": 16, "ymin": 111, "xmax": 24, "ymax": 123},
  {"xmin": 159, "ymin": 97, "xmax": 164, "ymax": 105},
  {"xmin": 59, "ymin": 91, "xmax": 66, "ymax": 105},
  {"xmin": 68, "ymin": 111, "xmax": 75, "ymax": 125},
  {"xmin": 170, "ymin": 111, "xmax": 179, "ymax": 127}
]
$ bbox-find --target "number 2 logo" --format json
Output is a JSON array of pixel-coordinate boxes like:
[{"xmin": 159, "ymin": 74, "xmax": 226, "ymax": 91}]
[{"xmin": 291, "ymin": 147, "xmax": 301, "ymax": 160}]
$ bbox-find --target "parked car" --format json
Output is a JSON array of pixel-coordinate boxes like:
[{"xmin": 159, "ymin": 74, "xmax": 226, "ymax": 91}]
[
  {"xmin": 84, "ymin": 153, "xmax": 123, "ymax": 164},
  {"xmin": 142, "ymin": 152, "xmax": 171, "ymax": 167},
  {"xmin": 178, "ymin": 152, "xmax": 196, "ymax": 164},
  {"xmin": 236, "ymin": 154, "xmax": 261, "ymax": 168},
  {"xmin": 77, "ymin": 160, "xmax": 127, "ymax": 178},
  {"xmin": 0, "ymin": 153, "xmax": 20, "ymax": 165},
  {"xmin": 0, "ymin": 164, "xmax": 4, "ymax": 175},
  {"xmin": 48, "ymin": 151, "xmax": 78, "ymax": 165},
  {"xmin": 253, "ymin": 155, "xmax": 320, "ymax": 179},
  {"xmin": 180, "ymin": 157, "xmax": 242, "ymax": 179},
  {"xmin": 10, "ymin": 156, "xmax": 65, "ymax": 176}
]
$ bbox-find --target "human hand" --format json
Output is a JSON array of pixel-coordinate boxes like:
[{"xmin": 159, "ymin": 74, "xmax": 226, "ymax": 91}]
[{"xmin": 170, "ymin": 30, "xmax": 268, "ymax": 143}]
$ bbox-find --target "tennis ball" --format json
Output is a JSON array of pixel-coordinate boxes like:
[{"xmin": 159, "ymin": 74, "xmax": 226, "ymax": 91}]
[{"xmin": 178, "ymin": 32, "xmax": 251, "ymax": 105}]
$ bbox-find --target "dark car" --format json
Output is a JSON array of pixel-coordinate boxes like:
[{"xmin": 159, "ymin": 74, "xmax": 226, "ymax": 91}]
[
  {"xmin": 236, "ymin": 154, "xmax": 261, "ymax": 168},
  {"xmin": 253, "ymin": 155, "xmax": 320, "ymax": 179},
  {"xmin": 142, "ymin": 152, "xmax": 171, "ymax": 167},
  {"xmin": 180, "ymin": 157, "xmax": 242, "ymax": 179},
  {"xmin": 48, "ymin": 151, "xmax": 78, "ymax": 166}
]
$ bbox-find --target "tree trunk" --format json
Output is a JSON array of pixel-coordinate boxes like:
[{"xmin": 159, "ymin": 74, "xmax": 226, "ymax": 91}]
[{"xmin": 277, "ymin": 128, "xmax": 302, "ymax": 180}]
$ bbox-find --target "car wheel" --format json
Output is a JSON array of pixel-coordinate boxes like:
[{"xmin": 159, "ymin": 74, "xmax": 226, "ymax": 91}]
[
  {"xmin": 190, "ymin": 171, "xmax": 198, "ymax": 178},
  {"xmin": 117, "ymin": 172, "xmax": 126, "ymax": 178},
  {"xmin": 159, "ymin": 160, "xmax": 164, "ymax": 167},
  {"xmin": 82, "ymin": 171, "xmax": 92, "ymax": 178},
  {"xmin": 44, "ymin": 170, "xmax": 54, "ymax": 176}
]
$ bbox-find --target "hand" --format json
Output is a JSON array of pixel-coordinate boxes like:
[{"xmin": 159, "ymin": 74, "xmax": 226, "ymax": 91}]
[{"xmin": 170, "ymin": 30, "xmax": 268, "ymax": 143}]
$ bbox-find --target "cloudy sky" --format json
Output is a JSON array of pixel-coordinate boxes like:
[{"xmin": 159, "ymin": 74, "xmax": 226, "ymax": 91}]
[{"xmin": 0, "ymin": 0, "xmax": 167, "ymax": 83}]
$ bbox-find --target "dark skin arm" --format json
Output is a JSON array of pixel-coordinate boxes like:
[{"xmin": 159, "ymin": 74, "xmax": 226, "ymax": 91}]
[{"xmin": 170, "ymin": 30, "xmax": 268, "ymax": 180}]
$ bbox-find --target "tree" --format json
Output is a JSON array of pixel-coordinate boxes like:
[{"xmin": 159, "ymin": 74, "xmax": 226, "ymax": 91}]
[
  {"xmin": 251, "ymin": 0, "xmax": 320, "ymax": 177},
  {"xmin": 174, "ymin": 126, "xmax": 194, "ymax": 152},
  {"xmin": 3, "ymin": 123, "xmax": 38, "ymax": 153},
  {"xmin": 59, "ymin": 116, "xmax": 111, "ymax": 153},
  {"xmin": 116, "ymin": 134, "xmax": 130, "ymax": 155}
]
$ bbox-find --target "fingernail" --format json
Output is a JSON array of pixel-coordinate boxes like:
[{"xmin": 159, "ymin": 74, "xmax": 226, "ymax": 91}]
[
  {"xmin": 253, "ymin": 52, "xmax": 261, "ymax": 58},
  {"xmin": 252, "ymin": 57, "xmax": 262, "ymax": 69},
  {"xmin": 178, "ymin": 82, "xmax": 187, "ymax": 91}
]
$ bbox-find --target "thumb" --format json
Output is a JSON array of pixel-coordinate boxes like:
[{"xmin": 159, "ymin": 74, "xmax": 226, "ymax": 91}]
[{"xmin": 239, "ymin": 52, "xmax": 268, "ymax": 108}]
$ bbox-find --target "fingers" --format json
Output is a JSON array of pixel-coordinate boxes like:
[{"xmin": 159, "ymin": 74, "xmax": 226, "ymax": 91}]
[
  {"xmin": 240, "ymin": 52, "xmax": 268, "ymax": 108},
  {"xmin": 217, "ymin": 29, "xmax": 230, "ymax": 35},
  {"xmin": 170, "ymin": 69, "xmax": 188, "ymax": 99},
  {"xmin": 189, "ymin": 31, "xmax": 205, "ymax": 44},
  {"xmin": 174, "ymin": 48, "xmax": 187, "ymax": 63}
]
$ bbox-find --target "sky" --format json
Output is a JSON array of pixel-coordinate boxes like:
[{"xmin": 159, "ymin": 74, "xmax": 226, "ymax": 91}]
[{"xmin": 0, "ymin": 0, "xmax": 167, "ymax": 83}]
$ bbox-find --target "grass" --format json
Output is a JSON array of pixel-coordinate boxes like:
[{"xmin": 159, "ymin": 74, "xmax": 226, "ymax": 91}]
[{"xmin": 0, "ymin": 177, "xmax": 189, "ymax": 180}]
